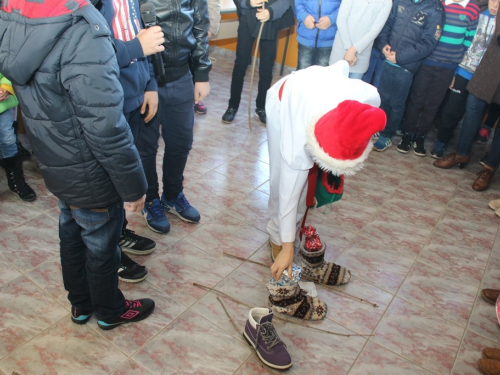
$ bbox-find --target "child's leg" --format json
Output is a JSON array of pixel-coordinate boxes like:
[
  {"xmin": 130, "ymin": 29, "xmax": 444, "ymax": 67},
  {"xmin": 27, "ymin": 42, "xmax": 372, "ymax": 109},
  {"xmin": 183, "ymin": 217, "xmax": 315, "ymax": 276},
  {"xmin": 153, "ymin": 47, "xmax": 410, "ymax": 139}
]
[
  {"xmin": 456, "ymin": 94, "xmax": 489, "ymax": 157},
  {"xmin": 314, "ymin": 47, "xmax": 332, "ymax": 67},
  {"xmin": 0, "ymin": 108, "xmax": 17, "ymax": 159},
  {"xmin": 59, "ymin": 200, "xmax": 126, "ymax": 321},
  {"xmin": 297, "ymin": 43, "xmax": 315, "ymax": 70},
  {"xmin": 256, "ymin": 38, "xmax": 278, "ymax": 110},
  {"xmin": 403, "ymin": 65, "xmax": 434, "ymax": 134}
]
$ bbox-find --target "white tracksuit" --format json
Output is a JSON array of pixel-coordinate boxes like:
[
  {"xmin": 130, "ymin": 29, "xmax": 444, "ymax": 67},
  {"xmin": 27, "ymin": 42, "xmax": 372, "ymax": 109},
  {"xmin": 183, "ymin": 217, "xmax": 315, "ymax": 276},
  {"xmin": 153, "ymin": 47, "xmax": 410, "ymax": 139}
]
[{"xmin": 265, "ymin": 61, "xmax": 380, "ymax": 245}]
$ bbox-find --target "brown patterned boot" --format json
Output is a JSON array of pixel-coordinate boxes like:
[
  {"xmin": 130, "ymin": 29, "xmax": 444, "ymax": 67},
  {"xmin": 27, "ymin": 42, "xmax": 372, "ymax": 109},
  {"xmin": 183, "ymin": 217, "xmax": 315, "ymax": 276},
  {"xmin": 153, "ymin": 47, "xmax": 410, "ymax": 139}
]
[
  {"xmin": 267, "ymin": 282, "xmax": 327, "ymax": 320},
  {"xmin": 300, "ymin": 242, "xmax": 351, "ymax": 286}
]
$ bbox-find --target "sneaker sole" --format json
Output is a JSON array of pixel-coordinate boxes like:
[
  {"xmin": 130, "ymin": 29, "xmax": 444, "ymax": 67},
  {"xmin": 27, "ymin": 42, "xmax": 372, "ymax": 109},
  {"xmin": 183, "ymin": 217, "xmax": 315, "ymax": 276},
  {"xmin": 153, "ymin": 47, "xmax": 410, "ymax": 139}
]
[
  {"xmin": 121, "ymin": 247, "xmax": 156, "ymax": 256},
  {"xmin": 396, "ymin": 147, "xmax": 410, "ymax": 154},
  {"xmin": 221, "ymin": 118, "xmax": 234, "ymax": 124},
  {"xmin": 195, "ymin": 110, "xmax": 207, "ymax": 115},
  {"xmin": 71, "ymin": 315, "xmax": 91, "ymax": 325},
  {"xmin": 413, "ymin": 151, "xmax": 427, "ymax": 157},
  {"xmin": 373, "ymin": 146, "xmax": 390, "ymax": 152},
  {"xmin": 164, "ymin": 207, "xmax": 199, "ymax": 223},
  {"xmin": 142, "ymin": 216, "xmax": 170, "ymax": 234},
  {"xmin": 242, "ymin": 332, "xmax": 293, "ymax": 370},
  {"xmin": 118, "ymin": 272, "xmax": 148, "ymax": 283},
  {"xmin": 430, "ymin": 153, "xmax": 442, "ymax": 159},
  {"xmin": 97, "ymin": 304, "xmax": 155, "ymax": 331}
]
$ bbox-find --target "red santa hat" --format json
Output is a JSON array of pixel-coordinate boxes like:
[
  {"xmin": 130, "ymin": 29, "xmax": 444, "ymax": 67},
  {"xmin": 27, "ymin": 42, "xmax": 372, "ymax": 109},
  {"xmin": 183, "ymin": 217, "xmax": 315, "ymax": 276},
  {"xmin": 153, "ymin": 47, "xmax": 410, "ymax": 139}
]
[{"xmin": 306, "ymin": 100, "xmax": 386, "ymax": 176}]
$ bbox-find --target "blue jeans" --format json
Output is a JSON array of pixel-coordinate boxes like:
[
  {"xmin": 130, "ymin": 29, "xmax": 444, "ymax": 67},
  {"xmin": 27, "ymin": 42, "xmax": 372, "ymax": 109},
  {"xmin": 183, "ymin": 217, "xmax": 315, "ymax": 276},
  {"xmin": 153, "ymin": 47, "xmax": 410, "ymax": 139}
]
[
  {"xmin": 136, "ymin": 71, "xmax": 194, "ymax": 201},
  {"xmin": 59, "ymin": 200, "xmax": 125, "ymax": 320},
  {"xmin": 456, "ymin": 93, "xmax": 488, "ymax": 157},
  {"xmin": 349, "ymin": 72, "xmax": 364, "ymax": 79},
  {"xmin": 297, "ymin": 44, "xmax": 332, "ymax": 70},
  {"xmin": 0, "ymin": 108, "xmax": 17, "ymax": 158},
  {"xmin": 379, "ymin": 62, "xmax": 414, "ymax": 139},
  {"xmin": 362, "ymin": 49, "xmax": 384, "ymax": 88}
]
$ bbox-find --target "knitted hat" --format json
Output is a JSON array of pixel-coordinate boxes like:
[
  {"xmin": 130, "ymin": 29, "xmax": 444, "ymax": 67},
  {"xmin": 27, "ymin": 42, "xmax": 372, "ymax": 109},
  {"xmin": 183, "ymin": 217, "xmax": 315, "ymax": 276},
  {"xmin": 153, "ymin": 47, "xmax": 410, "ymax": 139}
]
[{"xmin": 306, "ymin": 100, "xmax": 386, "ymax": 176}]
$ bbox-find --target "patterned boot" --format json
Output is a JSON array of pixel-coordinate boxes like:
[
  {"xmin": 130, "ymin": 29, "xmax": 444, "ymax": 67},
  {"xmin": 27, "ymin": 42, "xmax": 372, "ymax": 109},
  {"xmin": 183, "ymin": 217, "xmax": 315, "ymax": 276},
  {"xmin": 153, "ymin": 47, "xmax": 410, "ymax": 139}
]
[
  {"xmin": 300, "ymin": 242, "xmax": 351, "ymax": 286},
  {"xmin": 267, "ymin": 282, "xmax": 327, "ymax": 321}
]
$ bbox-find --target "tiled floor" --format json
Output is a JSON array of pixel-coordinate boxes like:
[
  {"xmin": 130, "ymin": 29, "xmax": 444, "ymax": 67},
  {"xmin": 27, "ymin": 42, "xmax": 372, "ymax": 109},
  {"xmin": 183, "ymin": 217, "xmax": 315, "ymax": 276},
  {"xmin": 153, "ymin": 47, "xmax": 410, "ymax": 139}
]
[{"xmin": 1, "ymin": 47, "xmax": 500, "ymax": 374}]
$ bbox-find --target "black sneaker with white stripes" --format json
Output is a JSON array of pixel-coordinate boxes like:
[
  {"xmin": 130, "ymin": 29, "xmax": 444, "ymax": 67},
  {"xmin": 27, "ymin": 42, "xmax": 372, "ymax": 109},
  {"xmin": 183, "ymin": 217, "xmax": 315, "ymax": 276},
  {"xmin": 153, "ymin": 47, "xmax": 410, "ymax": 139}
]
[
  {"xmin": 118, "ymin": 251, "xmax": 148, "ymax": 283},
  {"xmin": 119, "ymin": 229, "xmax": 155, "ymax": 255}
]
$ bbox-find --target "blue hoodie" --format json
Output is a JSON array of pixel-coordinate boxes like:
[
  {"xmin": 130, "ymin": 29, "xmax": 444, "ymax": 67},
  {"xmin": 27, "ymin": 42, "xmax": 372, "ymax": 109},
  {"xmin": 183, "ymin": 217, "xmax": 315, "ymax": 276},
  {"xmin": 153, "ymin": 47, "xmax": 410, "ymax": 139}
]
[{"xmin": 99, "ymin": 0, "xmax": 157, "ymax": 113}]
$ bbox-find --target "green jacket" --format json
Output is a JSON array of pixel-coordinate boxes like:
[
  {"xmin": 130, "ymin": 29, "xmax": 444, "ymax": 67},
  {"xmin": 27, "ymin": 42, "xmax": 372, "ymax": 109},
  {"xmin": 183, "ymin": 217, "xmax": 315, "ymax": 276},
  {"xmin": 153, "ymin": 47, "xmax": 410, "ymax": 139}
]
[{"xmin": 0, "ymin": 73, "xmax": 18, "ymax": 113}]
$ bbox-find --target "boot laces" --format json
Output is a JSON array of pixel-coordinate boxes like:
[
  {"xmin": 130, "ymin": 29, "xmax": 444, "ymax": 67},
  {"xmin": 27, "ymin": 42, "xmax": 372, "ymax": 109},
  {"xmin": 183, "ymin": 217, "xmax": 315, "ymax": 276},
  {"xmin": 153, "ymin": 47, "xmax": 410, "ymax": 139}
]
[
  {"xmin": 125, "ymin": 300, "xmax": 142, "ymax": 309},
  {"xmin": 256, "ymin": 322, "xmax": 286, "ymax": 351}
]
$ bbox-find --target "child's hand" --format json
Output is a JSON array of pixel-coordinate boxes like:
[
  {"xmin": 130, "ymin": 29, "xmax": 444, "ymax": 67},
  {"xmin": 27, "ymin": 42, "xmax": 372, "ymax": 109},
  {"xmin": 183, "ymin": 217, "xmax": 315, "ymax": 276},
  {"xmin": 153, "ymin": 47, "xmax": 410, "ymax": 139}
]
[
  {"xmin": 387, "ymin": 51, "xmax": 396, "ymax": 64},
  {"xmin": 256, "ymin": 8, "xmax": 270, "ymax": 22},
  {"xmin": 344, "ymin": 46, "xmax": 357, "ymax": 66},
  {"xmin": 250, "ymin": 0, "xmax": 264, "ymax": 7},
  {"xmin": 0, "ymin": 89, "xmax": 9, "ymax": 102},
  {"xmin": 382, "ymin": 45, "xmax": 391, "ymax": 56},
  {"xmin": 270, "ymin": 242, "xmax": 294, "ymax": 280},
  {"xmin": 137, "ymin": 26, "xmax": 165, "ymax": 57},
  {"xmin": 315, "ymin": 16, "xmax": 331, "ymax": 30},
  {"xmin": 304, "ymin": 15, "xmax": 315, "ymax": 29}
]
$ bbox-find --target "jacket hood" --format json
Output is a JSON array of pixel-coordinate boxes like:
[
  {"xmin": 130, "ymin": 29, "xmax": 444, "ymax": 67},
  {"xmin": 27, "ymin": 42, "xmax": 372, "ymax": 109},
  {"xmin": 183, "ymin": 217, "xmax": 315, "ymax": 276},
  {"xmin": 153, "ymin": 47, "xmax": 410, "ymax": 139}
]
[{"xmin": 0, "ymin": 0, "xmax": 89, "ymax": 85}]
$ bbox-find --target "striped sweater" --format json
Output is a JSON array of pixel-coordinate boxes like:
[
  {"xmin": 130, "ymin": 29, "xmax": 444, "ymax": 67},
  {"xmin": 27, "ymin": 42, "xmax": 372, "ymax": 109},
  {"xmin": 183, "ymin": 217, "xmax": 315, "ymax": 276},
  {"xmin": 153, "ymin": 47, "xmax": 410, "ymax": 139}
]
[{"xmin": 424, "ymin": 0, "xmax": 480, "ymax": 69}]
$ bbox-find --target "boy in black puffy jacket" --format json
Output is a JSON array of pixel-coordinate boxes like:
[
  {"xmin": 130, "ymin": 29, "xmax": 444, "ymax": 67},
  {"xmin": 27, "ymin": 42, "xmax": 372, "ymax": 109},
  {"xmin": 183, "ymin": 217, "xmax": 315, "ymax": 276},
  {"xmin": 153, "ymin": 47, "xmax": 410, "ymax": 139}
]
[
  {"xmin": 0, "ymin": 0, "xmax": 156, "ymax": 330},
  {"xmin": 372, "ymin": 0, "xmax": 445, "ymax": 152}
]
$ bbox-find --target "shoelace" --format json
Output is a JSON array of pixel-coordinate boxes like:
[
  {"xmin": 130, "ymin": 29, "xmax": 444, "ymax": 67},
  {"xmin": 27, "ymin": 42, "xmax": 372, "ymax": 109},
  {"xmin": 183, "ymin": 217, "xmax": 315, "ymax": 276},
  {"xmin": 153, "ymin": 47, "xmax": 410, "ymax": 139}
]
[
  {"xmin": 125, "ymin": 300, "xmax": 142, "ymax": 309},
  {"xmin": 175, "ymin": 194, "xmax": 190, "ymax": 210},
  {"xmin": 477, "ymin": 168, "xmax": 494, "ymax": 180},
  {"xmin": 255, "ymin": 322, "xmax": 286, "ymax": 352},
  {"xmin": 149, "ymin": 200, "xmax": 165, "ymax": 219},
  {"xmin": 121, "ymin": 229, "xmax": 139, "ymax": 243}
]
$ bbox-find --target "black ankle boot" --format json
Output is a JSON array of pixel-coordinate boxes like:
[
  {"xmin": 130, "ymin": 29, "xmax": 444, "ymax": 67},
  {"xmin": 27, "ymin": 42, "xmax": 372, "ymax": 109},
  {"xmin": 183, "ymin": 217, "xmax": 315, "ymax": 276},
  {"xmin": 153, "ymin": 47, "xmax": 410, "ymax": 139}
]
[
  {"xmin": 3, "ymin": 153, "xmax": 36, "ymax": 201},
  {"xmin": 396, "ymin": 132, "xmax": 414, "ymax": 154}
]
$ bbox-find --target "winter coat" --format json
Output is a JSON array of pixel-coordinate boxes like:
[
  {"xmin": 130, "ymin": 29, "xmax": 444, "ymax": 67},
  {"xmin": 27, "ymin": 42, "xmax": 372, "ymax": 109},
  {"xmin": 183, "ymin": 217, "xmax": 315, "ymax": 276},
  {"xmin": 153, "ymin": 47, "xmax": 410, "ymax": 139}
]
[
  {"xmin": 467, "ymin": 14, "xmax": 500, "ymax": 105},
  {"xmin": 99, "ymin": 0, "xmax": 157, "ymax": 113},
  {"xmin": 375, "ymin": 0, "xmax": 445, "ymax": 73},
  {"xmin": 329, "ymin": 0, "xmax": 392, "ymax": 74},
  {"xmin": 295, "ymin": 0, "xmax": 342, "ymax": 48},
  {"xmin": 141, "ymin": 0, "xmax": 212, "ymax": 83},
  {"xmin": 0, "ymin": 0, "xmax": 147, "ymax": 209}
]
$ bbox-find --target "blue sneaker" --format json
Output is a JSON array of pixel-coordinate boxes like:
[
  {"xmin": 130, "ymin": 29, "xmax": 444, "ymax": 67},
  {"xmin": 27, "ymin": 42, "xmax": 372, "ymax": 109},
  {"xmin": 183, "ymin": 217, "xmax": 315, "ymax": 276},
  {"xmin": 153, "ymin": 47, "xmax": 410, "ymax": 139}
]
[
  {"xmin": 373, "ymin": 136, "xmax": 392, "ymax": 152},
  {"xmin": 430, "ymin": 141, "xmax": 446, "ymax": 159},
  {"xmin": 161, "ymin": 192, "xmax": 200, "ymax": 223},
  {"xmin": 142, "ymin": 198, "xmax": 170, "ymax": 234}
]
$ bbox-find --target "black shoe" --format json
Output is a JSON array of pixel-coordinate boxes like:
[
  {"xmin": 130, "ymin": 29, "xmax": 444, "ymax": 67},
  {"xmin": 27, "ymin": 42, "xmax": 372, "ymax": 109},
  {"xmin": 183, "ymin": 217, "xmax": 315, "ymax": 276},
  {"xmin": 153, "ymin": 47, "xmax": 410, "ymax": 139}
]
[
  {"xmin": 3, "ymin": 153, "xmax": 36, "ymax": 202},
  {"xmin": 118, "ymin": 251, "xmax": 148, "ymax": 283},
  {"xmin": 255, "ymin": 108, "xmax": 266, "ymax": 124},
  {"xmin": 97, "ymin": 299, "xmax": 155, "ymax": 330},
  {"xmin": 71, "ymin": 306, "xmax": 92, "ymax": 325},
  {"xmin": 413, "ymin": 134, "xmax": 427, "ymax": 157},
  {"xmin": 119, "ymin": 229, "xmax": 156, "ymax": 255},
  {"xmin": 17, "ymin": 141, "xmax": 31, "ymax": 160},
  {"xmin": 222, "ymin": 107, "xmax": 238, "ymax": 123},
  {"xmin": 480, "ymin": 152, "xmax": 489, "ymax": 166},
  {"xmin": 396, "ymin": 132, "xmax": 414, "ymax": 154}
]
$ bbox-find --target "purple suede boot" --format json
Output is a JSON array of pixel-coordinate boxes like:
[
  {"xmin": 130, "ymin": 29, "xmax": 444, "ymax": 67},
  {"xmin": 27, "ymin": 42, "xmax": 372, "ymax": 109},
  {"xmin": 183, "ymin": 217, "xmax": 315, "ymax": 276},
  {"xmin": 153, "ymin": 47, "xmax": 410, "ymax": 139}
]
[{"xmin": 243, "ymin": 307, "xmax": 292, "ymax": 370}]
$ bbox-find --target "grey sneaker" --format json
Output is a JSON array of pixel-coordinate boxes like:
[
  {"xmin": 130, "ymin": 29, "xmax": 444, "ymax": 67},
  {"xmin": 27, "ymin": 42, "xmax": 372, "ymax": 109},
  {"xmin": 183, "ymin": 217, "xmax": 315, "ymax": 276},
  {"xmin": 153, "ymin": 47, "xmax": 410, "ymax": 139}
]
[{"xmin": 243, "ymin": 307, "xmax": 292, "ymax": 370}]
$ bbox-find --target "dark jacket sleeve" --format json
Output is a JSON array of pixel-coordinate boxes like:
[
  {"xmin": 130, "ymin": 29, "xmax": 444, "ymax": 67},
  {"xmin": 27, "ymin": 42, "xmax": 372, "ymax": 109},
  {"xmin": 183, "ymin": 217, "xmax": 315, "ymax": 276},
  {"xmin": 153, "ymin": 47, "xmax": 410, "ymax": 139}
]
[
  {"xmin": 267, "ymin": 0, "xmax": 291, "ymax": 21},
  {"xmin": 60, "ymin": 29, "xmax": 147, "ymax": 202},
  {"xmin": 112, "ymin": 37, "xmax": 145, "ymax": 69},
  {"xmin": 191, "ymin": 0, "xmax": 212, "ymax": 82},
  {"xmin": 396, "ymin": 2, "xmax": 445, "ymax": 65},
  {"xmin": 375, "ymin": 0, "xmax": 398, "ymax": 51},
  {"xmin": 146, "ymin": 56, "xmax": 158, "ymax": 92}
]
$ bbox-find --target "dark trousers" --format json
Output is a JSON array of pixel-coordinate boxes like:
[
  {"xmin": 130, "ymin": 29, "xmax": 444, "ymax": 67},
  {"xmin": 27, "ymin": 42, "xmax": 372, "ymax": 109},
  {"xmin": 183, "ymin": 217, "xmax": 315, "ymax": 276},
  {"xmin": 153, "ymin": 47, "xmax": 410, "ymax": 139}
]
[
  {"xmin": 229, "ymin": 16, "xmax": 278, "ymax": 110},
  {"xmin": 136, "ymin": 71, "xmax": 194, "ymax": 202},
  {"xmin": 59, "ymin": 200, "xmax": 125, "ymax": 320},
  {"xmin": 122, "ymin": 107, "xmax": 144, "ymax": 230},
  {"xmin": 484, "ymin": 103, "xmax": 500, "ymax": 128},
  {"xmin": 379, "ymin": 61, "xmax": 414, "ymax": 139},
  {"xmin": 436, "ymin": 74, "xmax": 469, "ymax": 145},
  {"xmin": 362, "ymin": 49, "xmax": 384, "ymax": 88},
  {"xmin": 456, "ymin": 93, "xmax": 488, "ymax": 157},
  {"xmin": 485, "ymin": 128, "xmax": 500, "ymax": 169},
  {"xmin": 403, "ymin": 64, "xmax": 455, "ymax": 135}
]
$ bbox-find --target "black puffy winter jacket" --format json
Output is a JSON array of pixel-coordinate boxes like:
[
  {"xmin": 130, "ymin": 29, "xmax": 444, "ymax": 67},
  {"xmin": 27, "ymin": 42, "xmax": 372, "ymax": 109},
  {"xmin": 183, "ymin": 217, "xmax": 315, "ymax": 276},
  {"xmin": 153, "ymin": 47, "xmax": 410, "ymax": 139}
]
[
  {"xmin": 140, "ymin": 0, "xmax": 212, "ymax": 83},
  {"xmin": 0, "ymin": 0, "xmax": 147, "ymax": 209},
  {"xmin": 375, "ymin": 0, "xmax": 445, "ymax": 73}
]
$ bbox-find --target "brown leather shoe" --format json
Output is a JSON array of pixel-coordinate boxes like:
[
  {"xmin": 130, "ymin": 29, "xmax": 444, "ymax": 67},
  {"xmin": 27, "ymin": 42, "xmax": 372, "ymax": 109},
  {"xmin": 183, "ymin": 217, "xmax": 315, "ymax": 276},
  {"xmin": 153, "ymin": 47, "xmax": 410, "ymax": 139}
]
[
  {"xmin": 481, "ymin": 289, "xmax": 500, "ymax": 305},
  {"xmin": 473, "ymin": 166, "xmax": 495, "ymax": 191},
  {"xmin": 478, "ymin": 358, "xmax": 500, "ymax": 375},
  {"xmin": 433, "ymin": 152, "xmax": 471, "ymax": 169},
  {"xmin": 483, "ymin": 348, "xmax": 500, "ymax": 361},
  {"xmin": 270, "ymin": 241, "xmax": 282, "ymax": 261}
]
